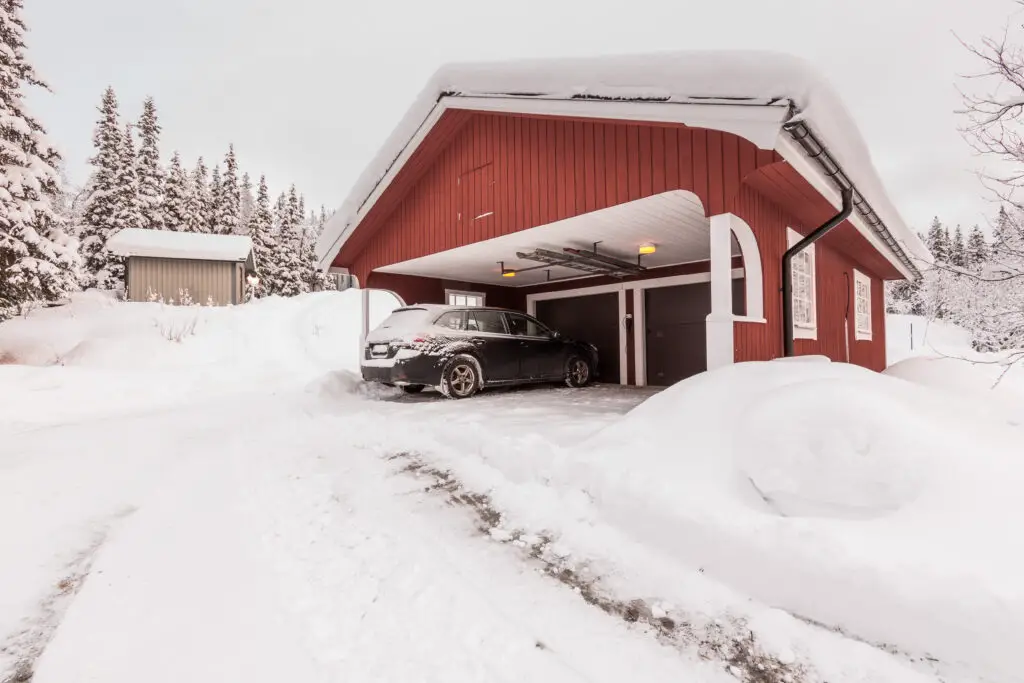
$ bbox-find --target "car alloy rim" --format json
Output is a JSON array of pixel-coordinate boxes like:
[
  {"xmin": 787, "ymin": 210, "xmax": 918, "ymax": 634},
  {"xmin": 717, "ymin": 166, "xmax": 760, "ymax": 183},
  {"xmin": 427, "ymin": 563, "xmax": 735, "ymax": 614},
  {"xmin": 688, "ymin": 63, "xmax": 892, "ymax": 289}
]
[
  {"xmin": 450, "ymin": 364, "xmax": 475, "ymax": 395},
  {"xmin": 571, "ymin": 360, "xmax": 588, "ymax": 384}
]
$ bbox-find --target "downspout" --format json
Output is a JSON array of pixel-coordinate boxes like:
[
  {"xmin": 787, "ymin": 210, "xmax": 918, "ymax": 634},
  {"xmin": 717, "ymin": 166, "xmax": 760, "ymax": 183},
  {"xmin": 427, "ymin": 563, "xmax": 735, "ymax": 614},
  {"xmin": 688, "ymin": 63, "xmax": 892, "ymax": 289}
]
[
  {"xmin": 782, "ymin": 186, "xmax": 853, "ymax": 357},
  {"xmin": 843, "ymin": 270, "xmax": 851, "ymax": 363}
]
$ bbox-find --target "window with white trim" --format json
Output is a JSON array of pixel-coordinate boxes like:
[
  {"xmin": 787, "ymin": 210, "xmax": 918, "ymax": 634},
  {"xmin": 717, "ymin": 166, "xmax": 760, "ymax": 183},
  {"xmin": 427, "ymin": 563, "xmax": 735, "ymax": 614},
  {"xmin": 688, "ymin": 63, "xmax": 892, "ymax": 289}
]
[
  {"xmin": 787, "ymin": 228, "xmax": 817, "ymax": 339},
  {"xmin": 853, "ymin": 269, "xmax": 872, "ymax": 341},
  {"xmin": 446, "ymin": 290, "xmax": 485, "ymax": 307}
]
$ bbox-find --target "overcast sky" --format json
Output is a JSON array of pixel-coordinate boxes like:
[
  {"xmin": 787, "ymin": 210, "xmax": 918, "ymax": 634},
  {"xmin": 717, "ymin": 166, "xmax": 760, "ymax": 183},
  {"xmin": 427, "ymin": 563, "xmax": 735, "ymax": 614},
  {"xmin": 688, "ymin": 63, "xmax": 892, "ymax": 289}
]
[{"xmin": 27, "ymin": 0, "xmax": 1020, "ymax": 233}]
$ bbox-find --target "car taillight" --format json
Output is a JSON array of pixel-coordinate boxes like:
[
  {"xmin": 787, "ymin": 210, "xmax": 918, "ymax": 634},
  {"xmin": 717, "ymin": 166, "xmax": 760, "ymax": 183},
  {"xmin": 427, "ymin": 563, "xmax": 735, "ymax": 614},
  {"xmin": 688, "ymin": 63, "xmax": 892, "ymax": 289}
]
[{"xmin": 395, "ymin": 333, "xmax": 434, "ymax": 350}]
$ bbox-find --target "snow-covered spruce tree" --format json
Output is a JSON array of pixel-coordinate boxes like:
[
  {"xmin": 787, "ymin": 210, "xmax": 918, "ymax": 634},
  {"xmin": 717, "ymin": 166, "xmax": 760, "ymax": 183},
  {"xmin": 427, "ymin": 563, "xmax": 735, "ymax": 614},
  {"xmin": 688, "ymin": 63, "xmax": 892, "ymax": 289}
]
[
  {"xmin": 967, "ymin": 225, "xmax": 989, "ymax": 269},
  {"xmin": 79, "ymin": 86, "xmax": 125, "ymax": 288},
  {"xmin": 212, "ymin": 145, "xmax": 240, "ymax": 235},
  {"xmin": 163, "ymin": 151, "xmax": 190, "ymax": 231},
  {"xmin": 0, "ymin": 1, "xmax": 81, "ymax": 315},
  {"xmin": 112, "ymin": 123, "xmax": 144, "ymax": 232},
  {"xmin": 0, "ymin": 0, "xmax": 82, "ymax": 318},
  {"xmin": 270, "ymin": 187, "xmax": 306, "ymax": 297},
  {"xmin": 297, "ymin": 211, "xmax": 323, "ymax": 293},
  {"xmin": 239, "ymin": 171, "xmax": 254, "ymax": 231},
  {"xmin": 951, "ymin": 225, "xmax": 966, "ymax": 268},
  {"xmin": 185, "ymin": 157, "xmax": 210, "ymax": 233},
  {"xmin": 246, "ymin": 175, "xmax": 277, "ymax": 298},
  {"xmin": 208, "ymin": 165, "xmax": 222, "ymax": 233},
  {"xmin": 317, "ymin": 205, "xmax": 331, "ymax": 235},
  {"xmin": 135, "ymin": 96, "xmax": 164, "ymax": 230},
  {"xmin": 925, "ymin": 217, "xmax": 948, "ymax": 263}
]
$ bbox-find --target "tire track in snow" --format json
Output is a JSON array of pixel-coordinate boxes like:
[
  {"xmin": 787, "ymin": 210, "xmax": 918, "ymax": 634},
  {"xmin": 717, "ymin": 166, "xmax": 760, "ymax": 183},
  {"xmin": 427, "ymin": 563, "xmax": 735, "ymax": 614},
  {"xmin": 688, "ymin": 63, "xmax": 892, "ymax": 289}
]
[
  {"xmin": 231, "ymin": 423, "xmax": 729, "ymax": 683},
  {"xmin": 0, "ymin": 507, "xmax": 134, "ymax": 683},
  {"xmin": 385, "ymin": 451, "xmax": 807, "ymax": 683}
]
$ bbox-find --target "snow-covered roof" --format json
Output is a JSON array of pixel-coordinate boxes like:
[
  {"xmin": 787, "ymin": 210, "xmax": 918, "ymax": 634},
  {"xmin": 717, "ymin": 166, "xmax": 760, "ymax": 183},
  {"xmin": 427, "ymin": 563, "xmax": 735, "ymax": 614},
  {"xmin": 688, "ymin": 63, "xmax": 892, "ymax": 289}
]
[
  {"xmin": 317, "ymin": 50, "xmax": 929, "ymax": 277},
  {"xmin": 108, "ymin": 229, "xmax": 255, "ymax": 267}
]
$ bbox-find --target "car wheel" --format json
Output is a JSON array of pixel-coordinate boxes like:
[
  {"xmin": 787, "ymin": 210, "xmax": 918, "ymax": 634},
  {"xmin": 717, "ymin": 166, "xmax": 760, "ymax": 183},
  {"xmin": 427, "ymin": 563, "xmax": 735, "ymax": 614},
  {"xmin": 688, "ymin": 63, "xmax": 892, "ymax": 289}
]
[
  {"xmin": 565, "ymin": 355, "xmax": 591, "ymax": 388},
  {"xmin": 441, "ymin": 355, "xmax": 481, "ymax": 399},
  {"xmin": 401, "ymin": 384, "xmax": 425, "ymax": 394}
]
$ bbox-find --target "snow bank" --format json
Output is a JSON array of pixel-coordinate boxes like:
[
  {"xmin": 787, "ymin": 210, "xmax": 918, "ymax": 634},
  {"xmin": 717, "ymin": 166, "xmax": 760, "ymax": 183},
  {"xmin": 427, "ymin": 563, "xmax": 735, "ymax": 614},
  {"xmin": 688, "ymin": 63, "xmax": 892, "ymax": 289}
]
[
  {"xmin": 0, "ymin": 289, "xmax": 400, "ymax": 373},
  {"xmin": 884, "ymin": 314, "xmax": 1024, "ymax": 425},
  {"xmin": 0, "ymin": 289, "xmax": 401, "ymax": 425},
  {"xmin": 556, "ymin": 359, "xmax": 1023, "ymax": 681}
]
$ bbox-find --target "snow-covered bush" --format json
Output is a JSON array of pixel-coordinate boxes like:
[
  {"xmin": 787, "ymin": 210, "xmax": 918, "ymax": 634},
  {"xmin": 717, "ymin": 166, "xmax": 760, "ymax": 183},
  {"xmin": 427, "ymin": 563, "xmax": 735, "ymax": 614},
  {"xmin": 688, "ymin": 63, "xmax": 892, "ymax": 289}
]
[{"xmin": 155, "ymin": 313, "xmax": 197, "ymax": 342}]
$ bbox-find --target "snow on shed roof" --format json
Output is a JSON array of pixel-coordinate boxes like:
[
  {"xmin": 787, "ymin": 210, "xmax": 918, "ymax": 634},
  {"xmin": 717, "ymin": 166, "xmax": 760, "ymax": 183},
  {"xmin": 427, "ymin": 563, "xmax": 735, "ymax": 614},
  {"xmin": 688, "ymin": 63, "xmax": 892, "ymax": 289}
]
[
  {"xmin": 108, "ymin": 228, "xmax": 255, "ymax": 267},
  {"xmin": 317, "ymin": 50, "xmax": 929, "ymax": 275}
]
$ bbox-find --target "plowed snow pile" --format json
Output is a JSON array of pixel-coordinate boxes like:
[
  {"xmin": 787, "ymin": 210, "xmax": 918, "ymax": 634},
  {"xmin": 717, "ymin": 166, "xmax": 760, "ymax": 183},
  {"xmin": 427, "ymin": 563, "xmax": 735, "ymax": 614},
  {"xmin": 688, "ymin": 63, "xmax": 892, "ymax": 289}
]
[
  {"xmin": 1, "ymin": 294, "xmax": 1021, "ymax": 683},
  {"xmin": 559, "ymin": 358, "xmax": 1023, "ymax": 680}
]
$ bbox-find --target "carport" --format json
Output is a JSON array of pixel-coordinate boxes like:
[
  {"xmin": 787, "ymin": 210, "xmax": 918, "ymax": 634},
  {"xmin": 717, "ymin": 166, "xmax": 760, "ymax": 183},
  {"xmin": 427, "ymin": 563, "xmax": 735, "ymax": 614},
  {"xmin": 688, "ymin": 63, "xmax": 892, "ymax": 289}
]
[
  {"xmin": 357, "ymin": 190, "xmax": 764, "ymax": 387},
  {"xmin": 319, "ymin": 53, "xmax": 925, "ymax": 383}
]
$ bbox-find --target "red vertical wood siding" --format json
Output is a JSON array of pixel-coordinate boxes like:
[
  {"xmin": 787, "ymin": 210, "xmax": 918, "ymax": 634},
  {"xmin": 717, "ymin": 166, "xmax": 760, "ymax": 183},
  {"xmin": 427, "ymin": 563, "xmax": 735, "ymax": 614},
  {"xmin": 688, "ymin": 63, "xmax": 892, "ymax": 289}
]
[
  {"xmin": 728, "ymin": 184, "xmax": 888, "ymax": 371},
  {"xmin": 340, "ymin": 111, "xmax": 781, "ymax": 285},
  {"xmin": 342, "ymin": 110, "xmax": 896, "ymax": 373}
]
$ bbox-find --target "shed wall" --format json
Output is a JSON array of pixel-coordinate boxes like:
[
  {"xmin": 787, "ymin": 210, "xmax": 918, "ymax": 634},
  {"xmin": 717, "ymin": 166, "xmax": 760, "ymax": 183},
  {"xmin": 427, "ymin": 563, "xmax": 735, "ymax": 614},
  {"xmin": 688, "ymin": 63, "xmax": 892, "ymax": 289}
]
[{"xmin": 127, "ymin": 257, "xmax": 242, "ymax": 306}]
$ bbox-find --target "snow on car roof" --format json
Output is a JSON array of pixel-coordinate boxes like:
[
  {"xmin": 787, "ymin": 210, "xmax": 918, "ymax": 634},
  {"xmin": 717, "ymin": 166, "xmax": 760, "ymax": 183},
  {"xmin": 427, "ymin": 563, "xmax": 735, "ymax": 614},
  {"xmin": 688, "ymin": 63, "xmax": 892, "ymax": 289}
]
[
  {"xmin": 107, "ymin": 228, "xmax": 255, "ymax": 266},
  {"xmin": 317, "ymin": 50, "xmax": 929, "ymax": 273}
]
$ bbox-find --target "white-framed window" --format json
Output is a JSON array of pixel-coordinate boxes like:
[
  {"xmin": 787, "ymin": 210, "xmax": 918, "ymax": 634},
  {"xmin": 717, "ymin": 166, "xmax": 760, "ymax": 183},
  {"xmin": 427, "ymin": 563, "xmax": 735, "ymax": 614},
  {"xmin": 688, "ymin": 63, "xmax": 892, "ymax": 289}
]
[
  {"xmin": 853, "ymin": 269, "xmax": 872, "ymax": 341},
  {"xmin": 446, "ymin": 289, "xmax": 485, "ymax": 307},
  {"xmin": 787, "ymin": 228, "xmax": 817, "ymax": 340}
]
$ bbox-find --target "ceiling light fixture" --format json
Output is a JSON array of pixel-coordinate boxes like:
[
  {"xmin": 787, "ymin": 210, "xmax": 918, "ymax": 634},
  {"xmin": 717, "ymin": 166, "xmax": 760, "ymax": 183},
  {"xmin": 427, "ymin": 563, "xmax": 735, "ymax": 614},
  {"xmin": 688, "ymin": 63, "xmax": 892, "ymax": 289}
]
[
  {"xmin": 498, "ymin": 261, "xmax": 516, "ymax": 278},
  {"xmin": 638, "ymin": 243, "xmax": 657, "ymax": 255}
]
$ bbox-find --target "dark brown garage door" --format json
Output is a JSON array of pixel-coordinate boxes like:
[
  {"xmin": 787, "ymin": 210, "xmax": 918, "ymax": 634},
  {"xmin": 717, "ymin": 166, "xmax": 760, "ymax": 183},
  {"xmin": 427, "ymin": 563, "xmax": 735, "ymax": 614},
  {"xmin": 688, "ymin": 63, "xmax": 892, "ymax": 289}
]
[
  {"xmin": 535, "ymin": 292, "xmax": 619, "ymax": 383},
  {"xmin": 644, "ymin": 279, "xmax": 744, "ymax": 387}
]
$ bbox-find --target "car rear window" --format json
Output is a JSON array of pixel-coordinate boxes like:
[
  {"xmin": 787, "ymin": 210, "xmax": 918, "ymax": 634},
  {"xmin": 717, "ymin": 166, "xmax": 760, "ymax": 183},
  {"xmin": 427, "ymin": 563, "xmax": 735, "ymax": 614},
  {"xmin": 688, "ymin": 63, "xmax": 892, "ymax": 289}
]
[{"xmin": 375, "ymin": 308, "xmax": 434, "ymax": 332}]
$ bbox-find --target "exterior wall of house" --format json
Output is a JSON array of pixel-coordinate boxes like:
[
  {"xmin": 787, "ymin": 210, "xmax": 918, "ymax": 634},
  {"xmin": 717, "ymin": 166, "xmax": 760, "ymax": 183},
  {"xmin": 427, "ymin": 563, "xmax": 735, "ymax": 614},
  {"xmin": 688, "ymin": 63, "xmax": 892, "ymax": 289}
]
[
  {"xmin": 126, "ymin": 256, "xmax": 242, "ymax": 306},
  {"xmin": 728, "ymin": 184, "xmax": 889, "ymax": 371},
  {"xmin": 341, "ymin": 111, "xmax": 780, "ymax": 286},
  {"xmin": 345, "ymin": 111, "xmax": 897, "ymax": 373}
]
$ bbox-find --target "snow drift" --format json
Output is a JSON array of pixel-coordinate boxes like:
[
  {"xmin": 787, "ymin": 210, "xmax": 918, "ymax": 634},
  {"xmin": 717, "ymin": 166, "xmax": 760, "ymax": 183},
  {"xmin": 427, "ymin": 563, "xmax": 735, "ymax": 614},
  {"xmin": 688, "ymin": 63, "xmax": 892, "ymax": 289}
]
[
  {"xmin": 0, "ymin": 288, "xmax": 400, "ymax": 373},
  {"xmin": 557, "ymin": 358, "xmax": 1024, "ymax": 681}
]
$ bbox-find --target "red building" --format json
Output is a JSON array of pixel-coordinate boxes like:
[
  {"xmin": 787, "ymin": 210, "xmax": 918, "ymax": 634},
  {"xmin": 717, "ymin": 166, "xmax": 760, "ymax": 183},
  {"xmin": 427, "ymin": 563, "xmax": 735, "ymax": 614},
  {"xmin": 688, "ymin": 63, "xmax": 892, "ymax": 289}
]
[{"xmin": 317, "ymin": 52, "xmax": 929, "ymax": 387}]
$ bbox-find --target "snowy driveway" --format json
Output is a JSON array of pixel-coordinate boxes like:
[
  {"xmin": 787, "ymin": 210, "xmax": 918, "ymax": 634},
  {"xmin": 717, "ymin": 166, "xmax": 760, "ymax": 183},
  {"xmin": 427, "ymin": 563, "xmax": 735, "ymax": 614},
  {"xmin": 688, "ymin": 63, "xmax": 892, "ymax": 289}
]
[{"xmin": 0, "ymin": 373, "xmax": 684, "ymax": 683}]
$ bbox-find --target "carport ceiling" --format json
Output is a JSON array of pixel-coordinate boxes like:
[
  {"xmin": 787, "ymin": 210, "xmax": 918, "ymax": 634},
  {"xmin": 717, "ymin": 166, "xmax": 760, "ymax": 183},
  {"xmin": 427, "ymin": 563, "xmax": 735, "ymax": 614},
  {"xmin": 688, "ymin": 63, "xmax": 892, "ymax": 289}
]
[{"xmin": 376, "ymin": 190, "xmax": 736, "ymax": 287}]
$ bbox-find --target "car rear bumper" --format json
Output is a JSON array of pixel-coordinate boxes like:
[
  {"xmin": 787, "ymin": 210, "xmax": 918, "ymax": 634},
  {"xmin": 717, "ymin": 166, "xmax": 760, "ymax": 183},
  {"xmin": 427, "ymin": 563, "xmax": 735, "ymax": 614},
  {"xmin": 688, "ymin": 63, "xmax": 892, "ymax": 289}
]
[{"xmin": 361, "ymin": 352, "xmax": 442, "ymax": 387}]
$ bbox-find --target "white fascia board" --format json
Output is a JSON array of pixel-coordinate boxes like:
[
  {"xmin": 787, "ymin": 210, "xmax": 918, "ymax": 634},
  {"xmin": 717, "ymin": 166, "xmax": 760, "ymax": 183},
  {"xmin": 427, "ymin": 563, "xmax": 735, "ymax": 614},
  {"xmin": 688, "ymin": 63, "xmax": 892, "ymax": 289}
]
[
  {"xmin": 775, "ymin": 134, "xmax": 915, "ymax": 281},
  {"xmin": 446, "ymin": 96, "xmax": 788, "ymax": 150}
]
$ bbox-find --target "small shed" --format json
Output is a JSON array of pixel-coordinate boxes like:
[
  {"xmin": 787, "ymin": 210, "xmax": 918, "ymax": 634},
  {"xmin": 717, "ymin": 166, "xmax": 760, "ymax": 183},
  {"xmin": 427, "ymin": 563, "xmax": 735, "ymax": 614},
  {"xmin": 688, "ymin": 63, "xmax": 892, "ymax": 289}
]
[{"xmin": 107, "ymin": 229, "xmax": 256, "ymax": 305}]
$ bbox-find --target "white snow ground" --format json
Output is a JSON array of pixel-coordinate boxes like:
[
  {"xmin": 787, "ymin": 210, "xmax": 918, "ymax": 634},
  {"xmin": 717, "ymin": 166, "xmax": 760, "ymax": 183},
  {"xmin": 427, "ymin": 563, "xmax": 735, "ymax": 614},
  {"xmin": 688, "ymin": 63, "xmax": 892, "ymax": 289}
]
[{"xmin": 1, "ymin": 294, "xmax": 1021, "ymax": 683}]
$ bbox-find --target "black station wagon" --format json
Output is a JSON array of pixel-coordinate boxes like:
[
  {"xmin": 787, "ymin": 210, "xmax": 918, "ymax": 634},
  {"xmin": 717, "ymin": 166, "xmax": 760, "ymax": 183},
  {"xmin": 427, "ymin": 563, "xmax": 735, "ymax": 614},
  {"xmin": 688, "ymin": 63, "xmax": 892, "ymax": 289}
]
[{"xmin": 360, "ymin": 304, "xmax": 599, "ymax": 398}]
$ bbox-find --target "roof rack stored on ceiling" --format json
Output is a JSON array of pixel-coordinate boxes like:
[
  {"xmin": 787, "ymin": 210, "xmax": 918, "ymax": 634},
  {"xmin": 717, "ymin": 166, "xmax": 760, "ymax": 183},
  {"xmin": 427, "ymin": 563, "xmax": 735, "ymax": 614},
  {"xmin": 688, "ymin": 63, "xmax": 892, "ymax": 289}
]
[{"xmin": 514, "ymin": 245, "xmax": 646, "ymax": 279}]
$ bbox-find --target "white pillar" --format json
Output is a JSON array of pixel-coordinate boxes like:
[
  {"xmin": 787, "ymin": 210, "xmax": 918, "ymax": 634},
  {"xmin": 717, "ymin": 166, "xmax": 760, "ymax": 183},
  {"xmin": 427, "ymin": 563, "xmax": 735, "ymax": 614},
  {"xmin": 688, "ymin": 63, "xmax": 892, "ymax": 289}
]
[
  {"xmin": 360, "ymin": 287, "xmax": 370, "ymax": 350},
  {"xmin": 706, "ymin": 214, "xmax": 736, "ymax": 371}
]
